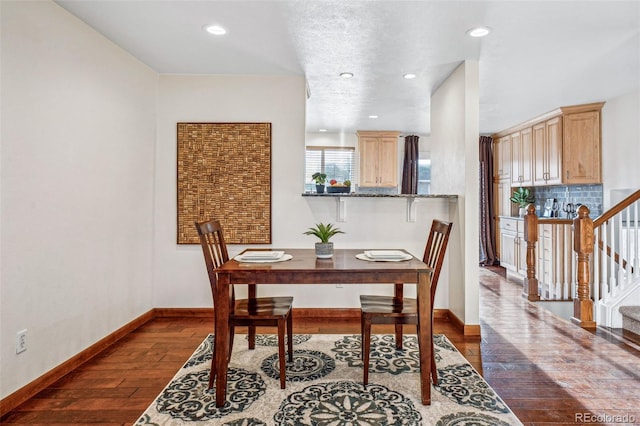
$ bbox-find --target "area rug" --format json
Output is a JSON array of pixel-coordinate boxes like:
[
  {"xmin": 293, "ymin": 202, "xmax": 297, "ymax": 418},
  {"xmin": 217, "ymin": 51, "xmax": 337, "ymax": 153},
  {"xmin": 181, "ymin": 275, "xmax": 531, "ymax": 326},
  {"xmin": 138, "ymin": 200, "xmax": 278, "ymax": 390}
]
[{"xmin": 135, "ymin": 334, "xmax": 522, "ymax": 425}]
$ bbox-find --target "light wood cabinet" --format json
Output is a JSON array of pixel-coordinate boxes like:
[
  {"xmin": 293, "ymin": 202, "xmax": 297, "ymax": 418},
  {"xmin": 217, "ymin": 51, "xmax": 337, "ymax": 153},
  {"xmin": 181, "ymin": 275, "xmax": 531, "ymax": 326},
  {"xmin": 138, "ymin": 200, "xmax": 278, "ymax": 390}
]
[
  {"xmin": 495, "ymin": 135, "xmax": 511, "ymax": 179},
  {"xmin": 510, "ymin": 127, "xmax": 533, "ymax": 187},
  {"xmin": 563, "ymin": 110, "xmax": 601, "ymax": 184},
  {"xmin": 493, "ymin": 102, "xmax": 603, "ymax": 187},
  {"xmin": 533, "ymin": 116, "xmax": 562, "ymax": 185},
  {"xmin": 357, "ymin": 131, "xmax": 399, "ymax": 187}
]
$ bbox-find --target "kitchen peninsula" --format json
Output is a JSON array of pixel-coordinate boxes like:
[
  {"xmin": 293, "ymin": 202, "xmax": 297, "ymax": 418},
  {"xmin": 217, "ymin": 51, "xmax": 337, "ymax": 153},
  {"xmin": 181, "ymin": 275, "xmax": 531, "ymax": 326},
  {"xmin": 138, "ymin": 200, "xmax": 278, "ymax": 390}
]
[{"xmin": 302, "ymin": 193, "xmax": 458, "ymax": 222}]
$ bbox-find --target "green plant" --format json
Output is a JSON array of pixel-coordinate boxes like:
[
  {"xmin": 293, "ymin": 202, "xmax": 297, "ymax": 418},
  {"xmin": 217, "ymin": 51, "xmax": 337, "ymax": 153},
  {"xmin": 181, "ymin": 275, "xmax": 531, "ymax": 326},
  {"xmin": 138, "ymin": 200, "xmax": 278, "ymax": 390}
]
[
  {"xmin": 303, "ymin": 222, "xmax": 344, "ymax": 243},
  {"xmin": 311, "ymin": 172, "xmax": 327, "ymax": 185},
  {"xmin": 510, "ymin": 186, "xmax": 535, "ymax": 208}
]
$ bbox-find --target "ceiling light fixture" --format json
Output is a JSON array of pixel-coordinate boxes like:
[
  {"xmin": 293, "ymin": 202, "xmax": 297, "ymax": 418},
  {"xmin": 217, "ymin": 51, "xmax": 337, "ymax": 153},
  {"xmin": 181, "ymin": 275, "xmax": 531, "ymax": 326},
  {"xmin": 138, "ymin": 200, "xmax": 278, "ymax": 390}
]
[
  {"xmin": 368, "ymin": 115, "xmax": 378, "ymax": 119},
  {"xmin": 204, "ymin": 24, "xmax": 227, "ymax": 35},
  {"xmin": 466, "ymin": 26, "xmax": 491, "ymax": 37},
  {"xmin": 319, "ymin": 129, "xmax": 328, "ymax": 132},
  {"xmin": 403, "ymin": 73, "xmax": 416, "ymax": 79},
  {"xmin": 340, "ymin": 72, "xmax": 354, "ymax": 79}
]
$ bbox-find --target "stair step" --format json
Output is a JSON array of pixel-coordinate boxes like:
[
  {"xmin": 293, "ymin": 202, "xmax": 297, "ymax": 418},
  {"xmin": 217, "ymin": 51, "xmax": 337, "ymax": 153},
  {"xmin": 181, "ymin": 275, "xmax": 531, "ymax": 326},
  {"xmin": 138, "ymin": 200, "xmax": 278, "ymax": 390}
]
[{"xmin": 619, "ymin": 306, "xmax": 640, "ymax": 335}]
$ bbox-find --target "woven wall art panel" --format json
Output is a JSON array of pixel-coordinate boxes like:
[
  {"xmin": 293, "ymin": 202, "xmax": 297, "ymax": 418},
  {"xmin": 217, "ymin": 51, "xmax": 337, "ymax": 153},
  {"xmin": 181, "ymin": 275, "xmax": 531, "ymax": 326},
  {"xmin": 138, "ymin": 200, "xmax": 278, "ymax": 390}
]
[{"xmin": 177, "ymin": 122, "xmax": 271, "ymax": 244}]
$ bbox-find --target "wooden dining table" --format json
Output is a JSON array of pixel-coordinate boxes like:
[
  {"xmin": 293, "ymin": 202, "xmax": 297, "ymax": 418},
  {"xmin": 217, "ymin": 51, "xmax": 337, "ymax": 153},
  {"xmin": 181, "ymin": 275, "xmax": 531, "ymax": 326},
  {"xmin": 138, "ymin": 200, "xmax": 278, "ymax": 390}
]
[{"xmin": 212, "ymin": 248, "xmax": 433, "ymax": 407}]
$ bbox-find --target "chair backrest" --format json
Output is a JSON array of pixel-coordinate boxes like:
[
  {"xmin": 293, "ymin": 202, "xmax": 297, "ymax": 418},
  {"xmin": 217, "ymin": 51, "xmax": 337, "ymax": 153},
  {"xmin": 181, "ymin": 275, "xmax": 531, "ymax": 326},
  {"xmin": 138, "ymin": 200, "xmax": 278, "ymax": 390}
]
[
  {"xmin": 195, "ymin": 219, "xmax": 230, "ymax": 296},
  {"xmin": 423, "ymin": 219, "xmax": 453, "ymax": 299}
]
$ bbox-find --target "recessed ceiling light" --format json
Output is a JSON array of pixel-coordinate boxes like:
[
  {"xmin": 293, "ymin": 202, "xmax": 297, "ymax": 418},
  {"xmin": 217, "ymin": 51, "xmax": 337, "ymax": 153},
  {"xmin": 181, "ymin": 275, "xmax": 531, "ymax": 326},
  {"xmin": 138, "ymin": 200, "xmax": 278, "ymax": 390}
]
[
  {"xmin": 403, "ymin": 73, "xmax": 417, "ymax": 79},
  {"xmin": 466, "ymin": 26, "xmax": 491, "ymax": 37},
  {"xmin": 204, "ymin": 24, "xmax": 227, "ymax": 35},
  {"xmin": 340, "ymin": 72, "xmax": 354, "ymax": 79},
  {"xmin": 368, "ymin": 115, "xmax": 378, "ymax": 119},
  {"xmin": 319, "ymin": 129, "xmax": 328, "ymax": 132}
]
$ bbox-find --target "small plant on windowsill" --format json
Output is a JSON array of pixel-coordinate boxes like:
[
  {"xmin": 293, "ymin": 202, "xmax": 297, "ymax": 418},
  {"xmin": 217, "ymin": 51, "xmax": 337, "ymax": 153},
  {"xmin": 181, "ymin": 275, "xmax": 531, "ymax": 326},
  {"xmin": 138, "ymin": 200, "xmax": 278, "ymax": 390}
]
[
  {"xmin": 312, "ymin": 172, "xmax": 327, "ymax": 194},
  {"xmin": 304, "ymin": 222, "xmax": 344, "ymax": 258},
  {"xmin": 510, "ymin": 186, "xmax": 535, "ymax": 217}
]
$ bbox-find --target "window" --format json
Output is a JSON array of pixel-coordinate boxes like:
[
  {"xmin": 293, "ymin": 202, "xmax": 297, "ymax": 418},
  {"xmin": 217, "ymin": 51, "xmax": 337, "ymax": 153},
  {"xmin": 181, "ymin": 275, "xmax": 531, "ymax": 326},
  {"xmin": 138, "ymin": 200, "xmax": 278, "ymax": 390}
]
[
  {"xmin": 417, "ymin": 154, "xmax": 431, "ymax": 194},
  {"xmin": 305, "ymin": 147, "xmax": 356, "ymax": 191}
]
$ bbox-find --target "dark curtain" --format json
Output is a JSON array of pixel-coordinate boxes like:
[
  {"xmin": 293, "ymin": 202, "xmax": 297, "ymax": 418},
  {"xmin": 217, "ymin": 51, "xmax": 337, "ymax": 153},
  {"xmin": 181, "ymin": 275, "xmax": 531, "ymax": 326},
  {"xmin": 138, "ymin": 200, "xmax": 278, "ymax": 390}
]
[
  {"xmin": 479, "ymin": 135, "xmax": 499, "ymax": 266},
  {"xmin": 401, "ymin": 135, "xmax": 419, "ymax": 194}
]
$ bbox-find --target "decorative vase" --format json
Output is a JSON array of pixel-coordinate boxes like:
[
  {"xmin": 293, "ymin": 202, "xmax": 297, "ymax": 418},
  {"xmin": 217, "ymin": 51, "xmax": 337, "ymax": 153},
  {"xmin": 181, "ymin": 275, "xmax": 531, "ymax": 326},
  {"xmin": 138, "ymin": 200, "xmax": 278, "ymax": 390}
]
[
  {"xmin": 519, "ymin": 207, "xmax": 526, "ymax": 217},
  {"xmin": 316, "ymin": 184, "xmax": 325, "ymax": 194},
  {"xmin": 315, "ymin": 242, "xmax": 333, "ymax": 258}
]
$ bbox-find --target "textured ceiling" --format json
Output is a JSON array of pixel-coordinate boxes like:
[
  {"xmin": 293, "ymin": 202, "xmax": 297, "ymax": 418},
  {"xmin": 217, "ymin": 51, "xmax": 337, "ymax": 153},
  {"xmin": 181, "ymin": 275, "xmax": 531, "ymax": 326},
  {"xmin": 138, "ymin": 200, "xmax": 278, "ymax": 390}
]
[{"xmin": 55, "ymin": 1, "xmax": 639, "ymax": 135}]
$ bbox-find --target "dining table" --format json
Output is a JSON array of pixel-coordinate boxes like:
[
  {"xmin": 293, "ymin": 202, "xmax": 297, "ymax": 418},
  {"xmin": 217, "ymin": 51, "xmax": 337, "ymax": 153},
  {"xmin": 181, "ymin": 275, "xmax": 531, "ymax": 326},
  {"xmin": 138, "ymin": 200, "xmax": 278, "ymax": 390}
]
[{"xmin": 212, "ymin": 248, "xmax": 433, "ymax": 407}]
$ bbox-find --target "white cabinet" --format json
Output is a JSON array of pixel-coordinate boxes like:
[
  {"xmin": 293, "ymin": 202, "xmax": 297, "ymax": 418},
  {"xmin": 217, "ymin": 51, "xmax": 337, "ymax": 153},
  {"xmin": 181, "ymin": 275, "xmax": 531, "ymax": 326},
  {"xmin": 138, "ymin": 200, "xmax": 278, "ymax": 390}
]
[
  {"xmin": 499, "ymin": 217, "xmax": 521, "ymax": 273},
  {"xmin": 499, "ymin": 217, "xmax": 536, "ymax": 278}
]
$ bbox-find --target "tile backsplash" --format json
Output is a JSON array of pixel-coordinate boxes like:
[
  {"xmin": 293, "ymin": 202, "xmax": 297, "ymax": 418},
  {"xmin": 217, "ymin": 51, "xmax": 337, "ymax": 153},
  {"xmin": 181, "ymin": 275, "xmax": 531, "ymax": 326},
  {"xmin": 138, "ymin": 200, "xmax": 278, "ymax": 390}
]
[{"xmin": 531, "ymin": 184, "xmax": 603, "ymax": 218}]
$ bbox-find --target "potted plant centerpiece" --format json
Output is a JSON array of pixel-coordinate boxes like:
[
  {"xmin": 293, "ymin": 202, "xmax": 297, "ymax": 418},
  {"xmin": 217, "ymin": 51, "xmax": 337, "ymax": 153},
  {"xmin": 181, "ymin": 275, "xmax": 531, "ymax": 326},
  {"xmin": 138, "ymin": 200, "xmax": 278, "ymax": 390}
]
[
  {"xmin": 312, "ymin": 172, "xmax": 327, "ymax": 194},
  {"xmin": 510, "ymin": 186, "xmax": 535, "ymax": 217},
  {"xmin": 304, "ymin": 222, "xmax": 344, "ymax": 258}
]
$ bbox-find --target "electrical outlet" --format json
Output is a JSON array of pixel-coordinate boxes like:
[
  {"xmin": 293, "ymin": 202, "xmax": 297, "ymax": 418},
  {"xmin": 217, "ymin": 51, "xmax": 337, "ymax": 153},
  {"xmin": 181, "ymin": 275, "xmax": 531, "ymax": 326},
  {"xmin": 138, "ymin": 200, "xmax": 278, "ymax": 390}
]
[
  {"xmin": 336, "ymin": 284, "xmax": 343, "ymax": 288},
  {"xmin": 16, "ymin": 329, "xmax": 27, "ymax": 354}
]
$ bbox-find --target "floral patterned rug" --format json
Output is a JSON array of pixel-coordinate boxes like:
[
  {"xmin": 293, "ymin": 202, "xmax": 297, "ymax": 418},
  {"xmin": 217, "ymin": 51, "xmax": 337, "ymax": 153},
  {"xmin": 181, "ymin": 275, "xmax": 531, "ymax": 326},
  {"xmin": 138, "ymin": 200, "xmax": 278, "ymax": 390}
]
[{"xmin": 135, "ymin": 334, "xmax": 522, "ymax": 425}]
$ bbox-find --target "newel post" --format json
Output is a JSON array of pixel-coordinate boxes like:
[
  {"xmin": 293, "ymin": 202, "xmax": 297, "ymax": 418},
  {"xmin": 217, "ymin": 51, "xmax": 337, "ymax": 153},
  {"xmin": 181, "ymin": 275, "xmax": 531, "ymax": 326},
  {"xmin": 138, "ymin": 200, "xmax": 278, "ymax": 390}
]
[
  {"xmin": 571, "ymin": 205, "xmax": 596, "ymax": 329},
  {"xmin": 523, "ymin": 204, "xmax": 540, "ymax": 301}
]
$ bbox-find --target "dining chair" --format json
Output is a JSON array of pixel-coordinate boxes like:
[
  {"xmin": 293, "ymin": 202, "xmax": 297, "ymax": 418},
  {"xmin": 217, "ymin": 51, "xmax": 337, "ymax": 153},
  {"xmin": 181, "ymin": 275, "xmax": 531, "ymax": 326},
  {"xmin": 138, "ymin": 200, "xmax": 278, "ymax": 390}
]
[
  {"xmin": 195, "ymin": 219, "xmax": 294, "ymax": 389},
  {"xmin": 360, "ymin": 219, "xmax": 453, "ymax": 386}
]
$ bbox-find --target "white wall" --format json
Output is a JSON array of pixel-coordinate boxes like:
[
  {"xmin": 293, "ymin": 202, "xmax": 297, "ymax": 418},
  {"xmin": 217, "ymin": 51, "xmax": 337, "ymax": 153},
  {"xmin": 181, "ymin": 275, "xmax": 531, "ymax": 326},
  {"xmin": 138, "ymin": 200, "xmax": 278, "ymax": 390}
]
[
  {"xmin": 430, "ymin": 61, "xmax": 480, "ymax": 325},
  {"xmin": 601, "ymin": 90, "xmax": 640, "ymax": 207},
  {"xmin": 0, "ymin": 1, "xmax": 157, "ymax": 399},
  {"xmin": 153, "ymin": 76, "xmax": 454, "ymax": 308}
]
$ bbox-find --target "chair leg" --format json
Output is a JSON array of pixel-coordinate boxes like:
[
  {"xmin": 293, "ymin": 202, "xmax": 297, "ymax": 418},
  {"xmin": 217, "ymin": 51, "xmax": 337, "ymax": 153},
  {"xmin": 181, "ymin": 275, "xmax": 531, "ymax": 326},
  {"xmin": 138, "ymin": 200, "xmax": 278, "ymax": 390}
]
[
  {"xmin": 277, "ymin": 319, "xmax": 287, "ymax": 389},
  {"xmin": 360, "ymin": 314, "xmax": 365, "ymax": 359},
  {"xmin": 363, "ymin": 316, "xmax": 372, "ymax": 385},
  {"xmin": 228, "ymin": 327, "xmax": 235, "ymax": 362},
  {"xmin": 248, "ymin": 325, "xmax": 256, "ymax": 350},
  {"xmin": 395, "ymin": 323, "xmax": 403, "ymax": 349},
  {"xmin": 431, "ymin": 329, "xmax": 438, "ymax": 385},
  {"xmin": 286, "ymin": 312, "xmax": 294, "ymax": 362},
  {"xmin": 208, "ymin": 355, "xmax": 217, "ymax": 389}
]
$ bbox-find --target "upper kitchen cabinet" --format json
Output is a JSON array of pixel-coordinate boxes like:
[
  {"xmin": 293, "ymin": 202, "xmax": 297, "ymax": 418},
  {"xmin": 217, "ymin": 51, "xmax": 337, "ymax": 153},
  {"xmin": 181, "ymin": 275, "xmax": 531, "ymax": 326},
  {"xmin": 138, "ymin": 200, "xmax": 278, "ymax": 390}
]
[
  {"xmin": 532, "ymin": 116, "xmax": 562, "ymax": 185},
  {"xmin": 493, "ymin": 102, "xmax": 604, "ymax": 187},
  {"xmin": 357, "ymin": 131, "xmax": 399, "ymax": 187},
  {"xmin": 494, "ymin": 135, "xmax": 511, "ymax": 180},
  {"xmin": 562, "ymin": 106, "xmax": 602, "ymax": 184},
  {"xmin": 510, "ymin": 127, "xmax": 533, "ymax": 187}
]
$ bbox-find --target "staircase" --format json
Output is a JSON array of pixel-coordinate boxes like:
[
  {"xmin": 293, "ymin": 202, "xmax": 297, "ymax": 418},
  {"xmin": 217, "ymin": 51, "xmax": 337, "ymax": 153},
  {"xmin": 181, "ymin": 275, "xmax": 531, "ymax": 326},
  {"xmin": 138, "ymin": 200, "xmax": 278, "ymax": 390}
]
[
  {"xmin": 620, "ymin": 306, "xmax": 640, "ymax": 342},
  {"xmin": 520, "ymin": 189, "xmax": 640, "ymax": 334}
]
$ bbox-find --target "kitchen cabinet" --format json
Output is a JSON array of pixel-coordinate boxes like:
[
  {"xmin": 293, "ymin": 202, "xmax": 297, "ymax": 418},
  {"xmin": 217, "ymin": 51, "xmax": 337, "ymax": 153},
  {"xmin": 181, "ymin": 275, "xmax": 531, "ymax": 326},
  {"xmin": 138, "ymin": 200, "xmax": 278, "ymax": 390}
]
[
  {"xmin": 533, "ymin": 116, "xmax": 562, "ymax": 185},
  {"xmin": 357, "ymin": 131, "xmax": 399, "ymax": 187},
  {"xmin": 496, "ymin": 178, "xmax": 514, "ymax": 218},
  {"xmin": 495, "ymin": 135, "xmax": 511, "ymax": 179},
  {"xmin": 492, "ymin": 102, "xmax": 604, "ymax": 187},
  {"xmin": 563, "ymin": 110, "xmax": 601, "ymax": 184},
  {"xmin": 499, "ymin": 217, "xmax": 537, "ymax": 278},
  {"xmin": 510, "ymin": 127, "xmax": 533, "ymax": 187},
  {"xmin": 499, "ymin": 217, "xmax": 521, "ymax": 273}
]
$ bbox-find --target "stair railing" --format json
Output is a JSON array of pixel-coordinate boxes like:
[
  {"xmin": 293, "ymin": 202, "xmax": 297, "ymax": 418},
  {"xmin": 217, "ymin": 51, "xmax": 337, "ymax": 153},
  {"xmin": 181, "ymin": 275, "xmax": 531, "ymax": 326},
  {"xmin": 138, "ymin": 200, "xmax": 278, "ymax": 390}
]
[{"xmin": 522, "ymin": 189, "xmax": 640, "ymax": 328}]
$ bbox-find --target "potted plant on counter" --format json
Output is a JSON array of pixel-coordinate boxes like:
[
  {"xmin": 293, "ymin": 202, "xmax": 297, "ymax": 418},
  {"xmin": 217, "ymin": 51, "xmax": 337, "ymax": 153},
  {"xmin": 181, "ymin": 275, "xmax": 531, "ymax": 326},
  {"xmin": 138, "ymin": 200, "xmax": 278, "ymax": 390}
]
[
  {"xmin": 510, "ymin": 186, "xmax": 535, "ymax": 217},
  {"xmin": 312, "ymin": 172, "xmax": 327, "ymax": 194},
  {"xmin": 304, "ymin": 222, "xmax": 344, "ymax": 258}
]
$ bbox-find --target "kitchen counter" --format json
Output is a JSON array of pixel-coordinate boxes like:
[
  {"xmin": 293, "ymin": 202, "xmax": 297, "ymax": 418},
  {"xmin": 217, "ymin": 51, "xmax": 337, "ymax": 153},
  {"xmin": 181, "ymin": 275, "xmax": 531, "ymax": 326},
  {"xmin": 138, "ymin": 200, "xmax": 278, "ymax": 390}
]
[
  {"xmin": 303, "ymin": 193, "xmax": 458, "ymax": 222},
  {"xmin": 302, "ymin": 193, "xmax": 458, "ymax": 198}
]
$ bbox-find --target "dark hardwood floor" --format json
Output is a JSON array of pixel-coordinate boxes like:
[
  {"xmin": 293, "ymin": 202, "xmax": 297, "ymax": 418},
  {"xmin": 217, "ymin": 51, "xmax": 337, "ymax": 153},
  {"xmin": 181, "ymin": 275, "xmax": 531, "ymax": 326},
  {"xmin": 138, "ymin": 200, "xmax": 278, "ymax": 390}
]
[{"xmin": 2, "ymin": 267, "xmax": 639, "ymax": 425}]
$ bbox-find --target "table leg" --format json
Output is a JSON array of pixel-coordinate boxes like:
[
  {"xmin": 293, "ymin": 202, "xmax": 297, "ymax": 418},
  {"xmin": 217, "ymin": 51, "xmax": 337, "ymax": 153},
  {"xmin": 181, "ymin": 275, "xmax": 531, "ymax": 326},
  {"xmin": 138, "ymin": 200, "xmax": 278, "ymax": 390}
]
[
  {"xmin": 416, "ymin": 270, "xmax": 432, "ymax": 405},
  {"xmin": 215, "ymin": 273, "xmax": 231, "ymax": 407}
]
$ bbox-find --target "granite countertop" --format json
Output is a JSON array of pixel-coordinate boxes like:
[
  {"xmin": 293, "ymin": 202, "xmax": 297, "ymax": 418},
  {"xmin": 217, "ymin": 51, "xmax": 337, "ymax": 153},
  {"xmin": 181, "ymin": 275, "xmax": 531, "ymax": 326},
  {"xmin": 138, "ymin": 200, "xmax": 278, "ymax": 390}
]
[{"xmin": 302, "ymin": 193, "xmax": 458, "ymax": 198}]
